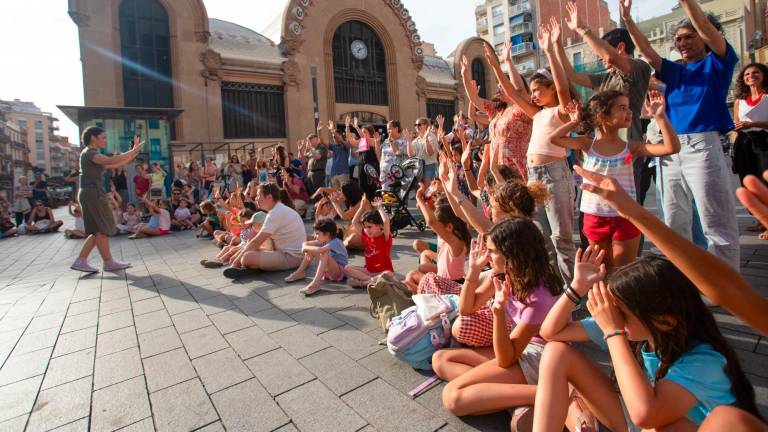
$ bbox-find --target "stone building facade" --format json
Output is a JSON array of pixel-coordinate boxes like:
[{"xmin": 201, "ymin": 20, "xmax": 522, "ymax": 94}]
[{"xmin": 67, "ymin": 0, "xmax": 498, "ymax": 159}]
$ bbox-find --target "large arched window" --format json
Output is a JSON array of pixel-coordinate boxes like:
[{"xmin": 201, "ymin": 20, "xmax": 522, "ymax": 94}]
[
  {"xmin": 471, "ymin": 58, "xmax": 487, "ymax": 99},
  {"xmin": 332, "ymin": 21, "xmax": 388, "ymax": 106},
  {"xmin": 119, "ymin": 0, "xmax": 173, "ymax": 108}
]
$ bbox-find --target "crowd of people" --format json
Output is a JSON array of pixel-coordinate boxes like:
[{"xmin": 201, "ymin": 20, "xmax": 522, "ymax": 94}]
[{"xmin": 2, "ymin": 0, "xmax": 768, "ymax": 430}]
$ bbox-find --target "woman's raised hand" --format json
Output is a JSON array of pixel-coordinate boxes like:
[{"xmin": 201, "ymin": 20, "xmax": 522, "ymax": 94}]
[
  {"xmin": 483, "ymin": 43, "xmax": 500, "ymax": 69},
  {"xmin": 644, "ymin": 90, "xmax": 666, "ymax": 118},
  {"xmin": 537, "ymin": 23, "xmax": 552, "ymax": 52},
  {"xmin": 619, "ymin": 0, "xmax": 632, "ymax": 22},
  {"xmin": 549, "ymin": 16, "xmax": 562, "ymax": 44},
  {"xmin": 572, "ymin": 246, "xmax": 607, "ymax": 296},
  {"xmin": 502, "ymin": 41, "xmax": 513, "ymax": 64},
  {"xmin": 566, "ymin": 99, "xmax": 582, "ymax": 123},
  {"xmin": 587, "ymin": 281, "xmax": 626, "ymax": 332},
  {"xmin": 491, "ymin": 276, "xmax": 510, "ymax": 314},
  {"xmin": 468, "ymin": 234, "xmax": 490, "ymax": 273}
]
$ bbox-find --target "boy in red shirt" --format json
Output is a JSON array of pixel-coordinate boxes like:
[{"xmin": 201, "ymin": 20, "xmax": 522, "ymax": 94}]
[{"xmin": 344, "ymin": 195, "xmax": 393, "ymax": 287}]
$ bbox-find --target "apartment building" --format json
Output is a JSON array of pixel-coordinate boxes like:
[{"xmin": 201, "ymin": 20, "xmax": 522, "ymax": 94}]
[{"xmin": 0, "ymin": 99, "xmax": 60, "ymax": 175}]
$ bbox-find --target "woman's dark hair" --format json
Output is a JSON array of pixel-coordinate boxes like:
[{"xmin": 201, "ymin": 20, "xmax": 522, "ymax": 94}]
[
  {"xmin": 530, "ymin": 67, "xmax": 579, "ymax": 106},
  {"xmin": 313, "ymin": 218, "xmax": 341, "ymax": 239},
  {"xmin": 275, "ymin": 145, "xmax": 288, "ymax": 168},
  {"xmin": 362, "ymin": 124, "xmax": 376, "ymax": 138},
  {"xmin": 278, "ymin": 188, "xmax": 295, "ymax": 209},
  {"xmin": 580, "ymin": 90, "xmax": 627, "ymax": 132},
  {"xmin": 734, "ymin": 63, "xmax": 768, "ymax": 100},
  {"xmin": 487, "ymin": 217, "xmax": 563, "ymax": 303},
  {"xmin": 608, "ymin": 255, "xmax": 762, "ymax": 420},
  {"xmin": 361, "ymin": 209, "xmax": 383, "ymax": 226},
  {"xmin": 670, "ymin": 14, "xmax": 723, "ymax": 53},
  {"xmin": 341, "ymin": 182, "xmax": 363, "ymax": 206},
  {"xmin": 492, "ymin": 181, "xmax": 550, "ymax": 218},
  {"xmin": 435, "ymin": 203, "xmax": 471, "ymax": 250},
  {"xmin": 490, "ymin": 90, "xmax": 508, "ymax": 116},
  {"xmin": 484, "ymin": 165, "xmax": 523, "ymax": 191},
  {"xmin": 230, "ymin": 154, "xmax": 239, "ymax": 163},
  {"xmin": 387, "ymin": 120, "xmax": 402, "ymax": 133},
  {"xmin": 81, "ymin": 126, "xmax": 105, "ymax": 147}
]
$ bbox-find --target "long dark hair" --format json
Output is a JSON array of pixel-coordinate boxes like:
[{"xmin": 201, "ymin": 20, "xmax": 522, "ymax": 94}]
[
  {"xmin": 492, "ymin": 180, "xmax": 549, "ymax": 218},
  {"xmin": 580, "ymin": 90, "xmax": 627, "ymax": 132},
  {"xmin": 341, "ymin": 182, "xmax": 363, "ymax": 206},
  {"xmin": 734, "ymin": 63, "xmax": 768, "ymax": 100},
  {"xmin": 609, "ymin": 255, "xmax": 762, "ymax": 420},
  {"xmin": 435, "ymin": 203, "xmax": 471, "ymax": 250},
  {"xmin": 275, "ymin": 145, "xmax": 288, "ymax": 168},
  {"xmin": 81, "ymin": 126, "xmax": 105, "ymax": 147},
  {"xmin": 487, "ymin": 217, "xmax": 562, "ymax": 303}
]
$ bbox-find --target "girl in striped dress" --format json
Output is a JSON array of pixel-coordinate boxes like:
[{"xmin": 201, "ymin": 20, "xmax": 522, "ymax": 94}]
[{"xmin": 548, "ymin": 90, "xmax": 680, "ymax": 269}]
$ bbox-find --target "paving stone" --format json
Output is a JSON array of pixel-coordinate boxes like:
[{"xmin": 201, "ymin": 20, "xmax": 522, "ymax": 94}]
[
  {"xmin": 49, "ymin": 417, "xmax": 89, "ymax": 431},
  {"xmin": 276, "ymin": 380, "xmax": 366, "ymax": 432},
  {"xmin": 231, "ymin": 295, "xmax": 272, "ymax": 315},
  {"xmin": 192, "ymin": 348, "xmax": 252, "ymax": 394},
  {"xmin": 269, "ymin": 325, "xmax": 329, "ymax": 359},
  {"xmin": 128, "ymin": 288, "xmax": 159, "ymax": 303},
  {"xmin": 319, "ymin": 324, "xmax": 383, "ymax": 360},
  {"xmin": 186, "ymin": 285, "xmax": 221, "ymax": 302},
  {"xmin": 306, "ymin": 290, "xmax": 356, "ymax": 313},
  {"xmin": 194, "ymin": 421, "xmax": 225, "ymax": 432},
  {"xmin": 334, "ymin": 305, "xmax": 381, "ymax": 333},
  {"xmin": 131, "ymin": 297, "xmax": 165, "ymax": 316},
  {"xmin": 161, "ymin": 296, "xmax": 199, "ymax": 316},
  {"xmin": 91, "ymin": 376, "xmax": 151, "ymax": 432},
  {"xmin": 13, "ymin": 327, "xmax": 59, "ymax": 355},
  {"xmin": 245, "ymin": 349, "xmax": 314, "ymax": 396},
  {"xmin": 267, "ymin": 293, "xmax": 314, "ymax": 314},
  {"xmin": 170, "ymin": 308, "xmax": 212, "ymax": 334},
  {"xmin": 179, "ymin": 325, "xmax": 228, "ymax": 359},
  {"xmin": 100, "ymin": 286, "xmax": 129, "ymax": 303},
  {"xmin": 300, "ymin": 347, "xmax": 376, "ymax": 395},
  {"xmin": 290, "ymin": 307, "xmax": 346, "ymax": 335},
  {"xmin": 198, "ymin": 295, "xmax": 236, "ymax": 316},
  {"xmin": 52, "ymin": 326, "xmax": 96, "ymax": 357},
  {"xmin": 42, "ymin": 348, "xmax": 95, "ymax": 390},
  {"xmin": 94, "ymin": 347, "xmax": 143, "ymax": 390},
  {"xmin": 0, "ymin": 346, "xmax": 52, "ymax": 386},
  {"xmin": 272, "ymin": 423, "xmax": 299, "ymax": 432},
  {"xmin": 248, "ymin": 307, "xmax": 297, "ymax": 334},
  {"xmin": 150, "ymin": 378, "xmax": 218, "ymax": 432},
  {"xmin": 342, "ymin": 379, "xmax": 445, "ymax": 432},
  {"xmin": 0, "ymin": 414, "xmax": 29, "ymax": 432},
  {"xmin": 115, "ymin": 417, "xmax": 154, "ymax": 432},
  {"xmin": 224, "ymin": 326, "xmax": 279, "ymax": 360},
  {"xmin": 25, "ymin": 311, "xmax": 66, "ymax": 334},
  {"xmin": 97, "ymin": 310, "xmax": 134, "ymax": 334},
  {"xmin": 66, "ymin": 298, "xmax": 99, "ymax": 317},
  {"xmin": 134, "ymin": 309, "xmax": 172, "ymax": 335},
  {"xmin": 358, "ymin": 349, "xmax": 433, "ymax": 394},
  {"xmin": 96, "ymin": 326, "xmax": 138, "ymax": 358},
  {"xmin": 211, "ymin": 379, "xmax": 289, "ymax": 432},
  {"xmin": 414, "ymin": 382, "xmax": 510, "ymax": 432},
  {"xmin": 60, "ymin": 311, "xmax": 98, "ymax": 334},
  {"xmin": 143, "ymin": 348, "xmax": 197, "ymax": 393},
  {"xmin": 26, "ymin": 376, "xmax": 92, "ymax": 432},
  {"xmin": 208, "ymin": 309, "xmax": 254, "ymax": 334},
  {"xmin": 138, "ymin": 326, "xmax": 182, "ymax": 358},
  {"xmin": 0, "ymin": 375, "xmax": 43, "ymax": 422},
  {"xmin": 98, "ymin": 296, "xmax": 132, "ymax": 316}
]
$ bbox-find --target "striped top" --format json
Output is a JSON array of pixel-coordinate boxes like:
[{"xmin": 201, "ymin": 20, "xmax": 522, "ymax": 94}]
[{"xmin": 580, "ymin": 142, "xmax": 636, "ymax": 217}]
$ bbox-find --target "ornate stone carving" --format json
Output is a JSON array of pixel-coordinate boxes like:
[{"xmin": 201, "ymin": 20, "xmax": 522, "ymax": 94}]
[
  {"xmin": 200, "ymin": 49, "xmax": 222, "ymax": 81},
  {"xmin": 415, "ymin": 76, "xmax": 427, "ymax": 97},
  {"xmin": 194, "ymin": 30, "xmax": 211, "ymax": 44},
  {"xmin": 282, "ymin": 59, "xmax": 300, "ymax": 87},
  {"xmin": 283, "ymin": 37, "xmax": 304, "ymax": 56},
  {"xmin": 68, "ymin": 11, "xmax": 91, "ymax": 27}
]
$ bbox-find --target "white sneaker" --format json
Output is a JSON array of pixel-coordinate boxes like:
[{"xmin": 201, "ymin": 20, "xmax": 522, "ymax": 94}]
[
  {"xmin": 71, "ymin": 259, "xmax": 99, "ymax": 273},
  {"xmin": 103, "ymin": 260, "xmax": 131, "ymax": 272}
]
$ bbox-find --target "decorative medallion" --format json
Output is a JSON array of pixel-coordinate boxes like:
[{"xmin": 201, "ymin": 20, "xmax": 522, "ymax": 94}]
[
  {"xmin": 289, "ymin": 21, "xmax": 302, "ymax": 35},
  {"xmin": 293, "ymin": 6, "xmax": 304, "ymax": 20}
]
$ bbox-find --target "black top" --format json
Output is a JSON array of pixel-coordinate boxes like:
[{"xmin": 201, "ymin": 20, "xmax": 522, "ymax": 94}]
[{"xmin": 112, "ymin": 172, "xmax": 128, "ymax": 190}]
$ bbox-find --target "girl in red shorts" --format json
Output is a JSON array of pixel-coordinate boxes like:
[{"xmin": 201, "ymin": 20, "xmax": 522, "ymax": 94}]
[{"xmin": 549, "ymin": 90, "xmax": 680, "ymax": 269}]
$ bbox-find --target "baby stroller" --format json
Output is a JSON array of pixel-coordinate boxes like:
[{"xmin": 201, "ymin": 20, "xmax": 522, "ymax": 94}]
[{"xmin": 364, "ymin": 158, "xmax": 426, "ymax": 237}]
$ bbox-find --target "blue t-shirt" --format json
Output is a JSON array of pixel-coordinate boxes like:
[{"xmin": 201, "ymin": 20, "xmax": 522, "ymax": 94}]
[
  {"xmin": 329, "ymin": 143, "xmax": 350, "ymax": 176},
  {"xmin": 324, "ymin": 237, "xmax": 348, "ymax": 268},
  {"xmin": 656, "ymin": 44, "xmax": 738, "ymax": 134},
  {"xmin": 581, "ymin": 318, "xmax": 736, "ymax": 425}
]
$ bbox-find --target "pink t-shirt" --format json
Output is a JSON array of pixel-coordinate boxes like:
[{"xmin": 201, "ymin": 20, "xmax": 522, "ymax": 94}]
[
  {"xmin": 504, "ymin": 281, "xmax": 559, "ymax": 344},
  {"xmin": 436, "ymin": 239, "xmax": 466, "ymax": 281}
]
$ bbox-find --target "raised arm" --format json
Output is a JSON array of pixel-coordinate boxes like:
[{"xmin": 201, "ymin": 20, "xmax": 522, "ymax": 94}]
[
  {"xmin": 549, "ymin": 100, "xmax": 593, "ymax": 151},
  {"xmin": 460, "ymin": 56, "xmax": 490, "ymax": 111},
  {"xmin": 632, "ymin": 90, "xmax": 681, "ymax": 157},
  {"xmin": 492, "ymin": 281, "xmax": 540, "ymax": 368},
  {"xmin": 678, "ymin": 0, "xmax": 727, "ymax": 57},
  {"xmin": 543, "ymin": 19, "xmax": 572, "ymax": 113},
  {"xmin": 372, "ymin": 197, "xmax": 390, "ymax": 240},
  {"xmin": 621, "ymin": 0, "xmax": 662, "ymax": 71},
  {"xmin": 92, "ymin": 136, "xmax": 144, "ymax": 167},
  {"xmin": 564, "ymin": 1, "xmax": 631, "ymax": 75},
  {"xmin": 501, "ymin": 41, "xmax": 528, "ymax": 93},
  {"xmin": 576, "ymin": 166, "xmax": 768, "ymax": 336},
  {"xmin": 459, "ymin": 235, "xmax": 496, "ymax": 315},
  {"xmin": 484, "ymin": 44, "xmax": 540, "ymax": 118}
]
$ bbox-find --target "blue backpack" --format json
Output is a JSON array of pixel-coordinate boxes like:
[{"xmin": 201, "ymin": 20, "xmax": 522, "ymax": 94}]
[{"xmin": 386, "ymin": 294, "xmax": 459, "ymax": 370}]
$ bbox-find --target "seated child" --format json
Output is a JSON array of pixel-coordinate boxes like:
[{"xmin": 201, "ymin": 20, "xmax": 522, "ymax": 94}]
[
  {"xmin": 0, "ymin": 209, "xmax": 17, "ymax": 239},
  {"xmin": 173, "ymin": 198, "xmax": 194, "ymax": 230},
  {"xmin": 117, "ymin": 203, "xmax": 142, "ymax": 234},
  {"xmin": 343, "ymin": 196, "xmax": 393, "ymax": 288},
  {"xmin": 129, "ymin": 197, "xmax": 171, "ymax": 239},
  {"xmin": 197, "ymin": 200, "xmax": 221, "ymax": 239},
  {"xmin": 64, "ymin": 201, "xmax": 86, "ymax": 239},
  {"xmin": 285, "ymin": 218, "xmax": 349, "ymax": 296},
  {"xmin": 200, "ymin": 209, "xmax": 260, "ymax": 268}
]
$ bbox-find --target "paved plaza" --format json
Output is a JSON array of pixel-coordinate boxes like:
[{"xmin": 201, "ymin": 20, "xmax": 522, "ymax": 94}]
[{"xmin": 0, "ymin": 205, "xmax": 766, "ymax": 432}]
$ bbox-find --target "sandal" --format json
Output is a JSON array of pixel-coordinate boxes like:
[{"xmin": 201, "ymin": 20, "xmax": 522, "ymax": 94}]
[{"xmin": 300, "ymin": 285, "xmax": 322, "ymax": 296}]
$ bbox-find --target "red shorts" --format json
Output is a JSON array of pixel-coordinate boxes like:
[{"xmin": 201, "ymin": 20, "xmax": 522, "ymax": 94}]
[
  {"xmin": 158, "ymin": 229, "xmax": 170, "ymax": 235},
  {"xmin": 582, "ymin": 213, "xmax": 640, "ymax": 242}
]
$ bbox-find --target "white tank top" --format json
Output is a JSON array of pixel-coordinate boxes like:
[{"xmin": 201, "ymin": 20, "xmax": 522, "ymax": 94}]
[
  {"xmin": 526, "ymin": 107, "xmax": 567, "ymax": 159},
  {"xmin": 737, "ymin": 96, "xmax": 768, "ymax": 132},
  {"xmin": 580, "ymin": 141, "xmax": 636, "ymax": 217}
]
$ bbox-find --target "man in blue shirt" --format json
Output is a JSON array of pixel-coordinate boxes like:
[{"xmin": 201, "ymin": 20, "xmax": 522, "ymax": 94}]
[
  {"xmin": 326, "ymin": 121, "xmax": 350, "ymax": 190},
  {"xmin": 623, "ymin": 0, "xmax": 740, "ymax": 269}
]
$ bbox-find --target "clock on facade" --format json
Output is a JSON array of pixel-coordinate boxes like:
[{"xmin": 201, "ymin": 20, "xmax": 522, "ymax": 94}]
[{"xmin": 351, "ymin": 39, "xmax": 368, "ymax": 60}]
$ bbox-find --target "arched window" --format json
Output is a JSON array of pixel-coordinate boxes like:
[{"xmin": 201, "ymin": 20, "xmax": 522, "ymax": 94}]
[
  {"xmin": 471, "ymin": 58, "xmax": 487, "ymax": 99},
  {"xmin": 332, "ymin": 21, "xmax": 388, "ymax": 106},
  {"xmin": 119, "ymin": 0, "xmax": 173, "ymax": 108}
]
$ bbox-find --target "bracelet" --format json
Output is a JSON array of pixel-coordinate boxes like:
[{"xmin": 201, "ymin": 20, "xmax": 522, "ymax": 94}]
[
  {"xmin": 463, "ymin": 168, "xmax": 472, "ymax": 172},
  {"xmin": 566, "ymin": 286, "xmax": 583, "ymax": 302},
  {"xmin": 603, "ymin": 329, "xmax": 628, "ymax": 341},
  {"xmin": 564, "ymin": 290, "xmax": 580, "ymax": 305}
]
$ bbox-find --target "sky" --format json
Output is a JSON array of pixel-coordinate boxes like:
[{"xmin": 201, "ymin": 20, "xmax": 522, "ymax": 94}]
[{"xmin": 0, "ymin": 0, "xmax": 677, "ymax": 145}]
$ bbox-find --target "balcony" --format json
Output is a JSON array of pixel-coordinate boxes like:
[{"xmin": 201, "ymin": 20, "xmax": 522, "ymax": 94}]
[
  {"xmin": 510, "ymin": 22, "xmax": 533, "ymax": 37},
  {"xmin": 516, "ymin": 60, "xmax": 537, "ymax": 75},
  {"xmin": 477, "ymin": 19, "xmax": 488, "ymax": 32},
  {"xmin": 510, "ymin": 42, "xmax": 535, "ymax": 56},
  {"xmin": 509, "ymin": 2, "xmax": 531, "ymax": 17}
]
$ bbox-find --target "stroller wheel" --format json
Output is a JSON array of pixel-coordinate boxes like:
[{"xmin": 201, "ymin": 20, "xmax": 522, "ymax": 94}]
[
  {"xmin": 391, "ymin": 229, "xmax": 399, "ymax": 238},
  {"xmin": 416, "ymin": 221, "xmax": 426, "ymax": 232}
]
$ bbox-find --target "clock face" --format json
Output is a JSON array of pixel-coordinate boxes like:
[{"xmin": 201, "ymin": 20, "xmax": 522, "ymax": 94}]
[{"xmin": 351, "ymin": 40, "xmax": 368, "ymax": 60}]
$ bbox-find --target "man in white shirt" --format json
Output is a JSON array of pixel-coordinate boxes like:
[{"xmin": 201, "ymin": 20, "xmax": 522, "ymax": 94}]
[{"xmin": 224, "ymin": 183, "xmax": 306, "ymax": 279}]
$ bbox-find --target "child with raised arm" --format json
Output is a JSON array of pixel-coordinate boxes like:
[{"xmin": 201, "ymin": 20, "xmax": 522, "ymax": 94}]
[
  {"xmin": 64, "ymin": 201, "xmax": 86, "ymax": 239},
  {"xmin": 117, "ymin": 203, "xmax": 142, "ymax": 234},
  {"xmin": 284, "ymin": 218, "xmax": 349, "ymax": 296},
  {"xmin": 548, "ymin": 90, "xmax": 680, "ymax": 269},
  {"xmin": 343, "ymin": 196, "xmax": 393, "ymax": 288},
  {"xmin": 129, "ymin": 196, "xmax": 171, "ymax": 239}
]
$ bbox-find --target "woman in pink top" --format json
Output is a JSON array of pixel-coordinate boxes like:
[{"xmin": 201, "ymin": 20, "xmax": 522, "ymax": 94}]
[{"xmin": 431, "ymin": 217, "xmax": 562, "ymax": 417}]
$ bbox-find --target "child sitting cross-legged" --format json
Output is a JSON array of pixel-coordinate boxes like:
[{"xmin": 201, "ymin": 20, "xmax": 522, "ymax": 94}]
[
  {"xmin": 117, "ymin": 203, "xmax": 142, "ymax": 234},
  {"xmin": 197, "ymin": 200, "xmax": 221, "ymax": 239},
  {"xmin": 173, "ymin": 198, "xmax": 194, "ymax": 230},
  {"xmin": 64, "ymin": 201, "xmax": 86, "ymax": 239},
  {"xmin": 284, "ymin": 218, "xmax": 349, "ymax": 296},
  {"xmin": 200, "ymin": 209, "xmax": 261, "ymax": 269},
  {"xmin": 129, "ymin": 196, "xmax": 171, "ymax": 239},
  {"xmin": 343, "ymin": 195, "xmax": 393, "ymax": 288}
]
